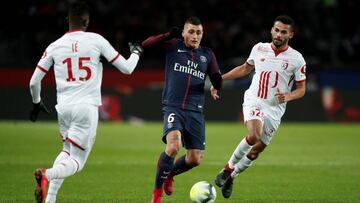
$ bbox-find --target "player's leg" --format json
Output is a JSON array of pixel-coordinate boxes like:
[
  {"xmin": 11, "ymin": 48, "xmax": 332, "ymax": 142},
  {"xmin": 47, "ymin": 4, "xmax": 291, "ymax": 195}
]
[
  {"xmin": 164, "ymin": 149, "xmax": 203, "ymax": 196},
  {"xmin": 231, "ymin": 116, "xmax": 278, "ymax": 177},
  {"xmin": 152, "ymin": 107, "xmax": 184, "ymax": 202},
  {"xmin": 164, "ymin": 110, "xmax": 205, "ymax": 196},
  {"xmin": 35, "ymin": 104, "xmax": 98, "ymax": 203},
  {"xmin": 34, "ymin": 105, "xmax": 70, "ymax": 203},
  {"xmin": 152, "ymin": 130, "xmax": 181, "ymax": 202},
  {"xmin": 221, "ymin": 116, "xmax": 279, "ymax": 198},
  {"xmin": 215, "ymin": 105, "xmax": 264, "ymax": 188},
  {"xmin": 45, "ymin": 144, "xmax": 70, "ymax": 203}
]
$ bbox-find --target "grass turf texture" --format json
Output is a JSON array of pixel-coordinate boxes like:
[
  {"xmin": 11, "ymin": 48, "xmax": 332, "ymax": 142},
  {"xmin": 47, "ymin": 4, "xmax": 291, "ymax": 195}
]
[{"xmin": 0, "ymin": 121, "xmax": 359, "ymax": 203}]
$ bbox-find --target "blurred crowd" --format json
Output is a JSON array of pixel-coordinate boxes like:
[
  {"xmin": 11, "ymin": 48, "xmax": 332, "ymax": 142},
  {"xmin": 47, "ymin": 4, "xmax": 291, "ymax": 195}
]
[{"xmin": 1, "ymin": 0, "xmax": 359, "ymax": 71}]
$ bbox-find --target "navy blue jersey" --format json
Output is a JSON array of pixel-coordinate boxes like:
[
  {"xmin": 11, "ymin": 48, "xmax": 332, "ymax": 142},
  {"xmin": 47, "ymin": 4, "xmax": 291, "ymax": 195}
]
[{"xmin": 160, "ymin": 39, "xmax": 221, "ymax": 112}]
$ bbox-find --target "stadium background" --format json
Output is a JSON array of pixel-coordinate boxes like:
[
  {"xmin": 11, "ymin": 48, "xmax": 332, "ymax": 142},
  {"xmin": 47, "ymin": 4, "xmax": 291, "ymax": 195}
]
[
  {"xmin": 0, "ymin": 0, "xmax": 359, "ymax": 122},
  {"xmin": 0, "ymin": 1, "xmax": 360, "ymax": 203}
]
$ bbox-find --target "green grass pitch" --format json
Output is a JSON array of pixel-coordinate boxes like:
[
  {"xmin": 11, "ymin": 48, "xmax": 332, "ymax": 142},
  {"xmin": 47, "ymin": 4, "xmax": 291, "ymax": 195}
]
[{"xmin": 0, "ymin": 121, "xmax": 360, "ymax": 203}]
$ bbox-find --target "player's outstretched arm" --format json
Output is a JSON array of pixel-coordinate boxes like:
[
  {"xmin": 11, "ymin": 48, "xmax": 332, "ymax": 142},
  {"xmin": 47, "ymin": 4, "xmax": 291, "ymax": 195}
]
[
  {"xmin": 141, "ymin": 27, "xmax": 182, "ymax": 48},
  {"xmin": 111, "ymin": 42, "xmax": 143, "ymax": 75},
  {"xmin": 222, "ymin": 62, "xmax": 254, "ymax": 81}
]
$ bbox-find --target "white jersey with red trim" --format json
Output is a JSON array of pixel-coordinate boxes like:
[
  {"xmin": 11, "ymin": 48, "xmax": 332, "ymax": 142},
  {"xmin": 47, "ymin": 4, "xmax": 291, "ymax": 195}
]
[
  {"xmin": 36, "ymin": 31, "xmax": 121, "ymax": 106},
  {"xmin": 244, "ymin": 42, "xmax": 306, "ymax": 119}
]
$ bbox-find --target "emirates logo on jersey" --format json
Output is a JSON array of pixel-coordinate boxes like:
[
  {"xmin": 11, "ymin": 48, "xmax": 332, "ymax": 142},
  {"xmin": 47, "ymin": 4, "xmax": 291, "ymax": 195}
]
[{"xmin": 282, "ymin": 60, "xmax": 289, "ymax": 70}]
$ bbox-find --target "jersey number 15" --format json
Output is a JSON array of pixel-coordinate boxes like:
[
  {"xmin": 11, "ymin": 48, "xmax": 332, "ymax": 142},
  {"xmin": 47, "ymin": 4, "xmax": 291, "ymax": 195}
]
[{"xmin": 62, "ymin": 57, "xmax": 91, "ymax": 82}]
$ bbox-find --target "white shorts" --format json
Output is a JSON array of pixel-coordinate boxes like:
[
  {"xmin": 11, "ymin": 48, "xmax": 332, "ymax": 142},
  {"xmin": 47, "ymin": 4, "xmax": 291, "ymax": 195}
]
[
  {"xmin": 56, "ymin": 103, "xmax": 98, "ymax": 150},
  {"xmin": 243, "ymin": 100, "xmax": 281, "ymax": 145}
]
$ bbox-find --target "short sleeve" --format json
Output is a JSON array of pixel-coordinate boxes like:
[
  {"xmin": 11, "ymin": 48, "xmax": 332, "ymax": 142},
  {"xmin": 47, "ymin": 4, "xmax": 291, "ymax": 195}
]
[
  {"xmin": 294, "ymin": 54, "xmax": 306, "ymax": 82},
  {"xmin": 37, "ymin": 44, "xmax": 55, "ymax": 71},
  {"xmin": 246, "ymin": 43, "xmax": 260, "ymax": 66}
]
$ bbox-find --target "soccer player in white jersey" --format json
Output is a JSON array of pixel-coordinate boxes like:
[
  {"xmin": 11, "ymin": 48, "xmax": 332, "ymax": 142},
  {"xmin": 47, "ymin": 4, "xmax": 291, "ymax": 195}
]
[
  {"xmin": 210, "ymin": 15, "xmax": 306, "ymax": 198},
  {"xmin": 29, "ymin": 1, "xmax": 143, "ymax": 203}
]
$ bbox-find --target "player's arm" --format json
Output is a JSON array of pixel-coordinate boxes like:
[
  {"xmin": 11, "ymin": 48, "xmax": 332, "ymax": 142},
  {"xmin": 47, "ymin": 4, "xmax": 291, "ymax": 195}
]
[
  {"xmin": 222, "ymin": 62, "xmax": 254, "ymax": 80},
  {"xmin": 110, "ymin": 43, "xmax": 143, "ymax": 75},
  {"xmin": 208, "ymin": 50, "xmax": 223, "ymax": 91},
  {"xmin": 210, "ymin": 62, "xmax": 253, "ymax": 100},
  {"xmin": 101, "ymin": 35, "xmax": 143, "ymax": 75},
  {"xmin": 276, "ymin": 80, "xmax": 306, "ymax": 103},
  {"xmin": 141, "ymin": 27, "xmax": 182, "ymax": 48},
  {"xmin": 29, "ymin": 66, "xmax": 50, "ymax": 122}
]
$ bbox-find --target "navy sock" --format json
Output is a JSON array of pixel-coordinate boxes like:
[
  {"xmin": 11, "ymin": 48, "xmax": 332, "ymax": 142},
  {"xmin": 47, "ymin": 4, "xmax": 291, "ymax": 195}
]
[
  {"xmin": 155, "ymin": 151, "xmax": 174, "ymax": 189},
  {"xmin": 170, "ymin": 155, "xmax": 194, "ymax": 176}
]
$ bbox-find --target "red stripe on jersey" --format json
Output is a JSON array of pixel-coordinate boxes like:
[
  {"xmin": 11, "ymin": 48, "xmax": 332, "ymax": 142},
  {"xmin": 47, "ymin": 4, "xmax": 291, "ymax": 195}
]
[
  {"xmin": 65, "ymin": 138, "xmax": 85, "ymax": 151},
  {"xmin": 109, "ymin": 53, "xmax": 120, "ymax": 63},
  {"xmin": 272, "ymin": 72, "xmax": 279, "ymax": 88},
  {"xmin": 260, "ymin": 72, "xmax": 269, "ymax": 98},
  {"xmin": 182, "ymin": 75, "xmax": 192, "ymax": 109},
  {"xmin": 258, "ymin": 72, "xmax": 264, "ymax": 97},
  {"xmin": 296, "ymin": 79, "xmax": 306, "ymax": 83},
  {"xmin": 36, "ymin": 65, "xmax": 48, "ymax": 73},
  {"xmin": 264, "ymin": 71, "xmax": 271, "ymax": 99}
]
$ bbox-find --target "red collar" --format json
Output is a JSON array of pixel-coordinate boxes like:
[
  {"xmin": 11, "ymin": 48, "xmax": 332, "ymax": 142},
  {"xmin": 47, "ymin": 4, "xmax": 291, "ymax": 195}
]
[
  {"xmin": 271, "ymin": 43, "xmax": 288, "ymax": 57},
  {"xmin": 65, "ymin": 29, "xmax": 83, "ymax": 34}
]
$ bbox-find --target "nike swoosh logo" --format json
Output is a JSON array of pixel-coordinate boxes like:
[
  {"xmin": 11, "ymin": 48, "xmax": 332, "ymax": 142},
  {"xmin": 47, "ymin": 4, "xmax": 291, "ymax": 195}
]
[{"xmin": 177, "ymin": 49, "xmax": 187, "ymax": 52}]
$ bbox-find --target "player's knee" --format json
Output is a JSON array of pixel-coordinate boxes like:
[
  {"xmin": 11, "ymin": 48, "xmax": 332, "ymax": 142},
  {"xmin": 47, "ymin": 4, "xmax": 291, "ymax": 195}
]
[
  {"xmin": 247, "ymin": 149, "xmax": 262, "ymax": 160},
  {"xmin": 187, "ymin": 154, "xmax": 203, "ymax": 166},
  {"xmin": 246, "ymin": 134, "xmax": 260, "ymax": 145},
  {"xmin": 166, "ymin": 143, "xmax": 180, "ymax": 157}
]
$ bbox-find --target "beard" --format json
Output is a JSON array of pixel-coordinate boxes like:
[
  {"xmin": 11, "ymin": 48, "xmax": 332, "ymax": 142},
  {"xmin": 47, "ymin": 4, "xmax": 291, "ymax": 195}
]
[{"xmin": 272, "ymin": 38, "xmax": 288, "ymax": 49}]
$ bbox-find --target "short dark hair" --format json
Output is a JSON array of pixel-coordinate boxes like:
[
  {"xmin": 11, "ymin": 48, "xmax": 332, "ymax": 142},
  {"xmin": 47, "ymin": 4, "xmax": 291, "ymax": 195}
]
[
  {"xmin": 68, "ymin": 1, "xmax": 90, "ymax": 17},
  {"xmin": 185, "ymin": 16, "xmax": 202, "ymax": 25},
  {"xmin": 274, "ymin": 15, "xmax": 295, "ymax": 30}
]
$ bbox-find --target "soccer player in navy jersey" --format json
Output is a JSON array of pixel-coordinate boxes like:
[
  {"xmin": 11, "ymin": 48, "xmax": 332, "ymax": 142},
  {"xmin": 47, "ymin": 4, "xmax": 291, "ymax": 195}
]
[{"xmin": 142, "ymin": 17, "xmax": 223, "ymax": 203}]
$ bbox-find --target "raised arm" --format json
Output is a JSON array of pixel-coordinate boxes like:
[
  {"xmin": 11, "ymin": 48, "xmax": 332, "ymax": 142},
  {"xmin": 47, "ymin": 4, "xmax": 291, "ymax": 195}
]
[
  {"xmin": 110, "ymin": 43, "xmax": 143, "ymax": 75},
  {"xmin": 142, "ymin": 27, "xmax": 182, "ymax": 48}
]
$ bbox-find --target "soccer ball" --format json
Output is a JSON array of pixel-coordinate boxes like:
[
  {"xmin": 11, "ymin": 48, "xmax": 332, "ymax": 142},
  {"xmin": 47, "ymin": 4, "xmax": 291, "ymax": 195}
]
[{"xmin": 189, "ymin": 181, "xmax": 217, "ymax": 203}]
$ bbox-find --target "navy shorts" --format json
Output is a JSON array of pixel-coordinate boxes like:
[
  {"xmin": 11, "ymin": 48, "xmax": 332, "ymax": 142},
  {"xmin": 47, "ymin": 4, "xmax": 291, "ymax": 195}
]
[{"xmin": 162, "ymin": 106, "xmax": 205, "ymax": 150}]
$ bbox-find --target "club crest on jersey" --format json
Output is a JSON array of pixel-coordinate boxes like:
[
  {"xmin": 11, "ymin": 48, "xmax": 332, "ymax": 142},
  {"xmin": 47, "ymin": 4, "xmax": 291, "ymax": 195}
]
[
  {"xmin": 282, "ymin": 60, "xmax": 289, "ymax": 70},
  {"xmin": 200, "ymin": 55, "xmax": 207, "ymax": 63}
]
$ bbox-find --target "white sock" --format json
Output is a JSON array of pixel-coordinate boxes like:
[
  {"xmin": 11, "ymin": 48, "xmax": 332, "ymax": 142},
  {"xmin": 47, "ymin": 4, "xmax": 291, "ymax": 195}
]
[
  {"xmin": 231, "ymin": 155, "xmax": 253, "ymax": 178},
  {"xmin": 228, "ymin": 137, "xmax": 252, "ymax": 168},
  {"xmin": 46, "ymin": 158, "xmax": 78, "ymax": 180},
  {"xmin": 44, "ymin": 151, "xmax": 69, "ymax": 202},
  {"xmin": 45, "ymin": 179, "xmax": 63, "ymax": 203}
]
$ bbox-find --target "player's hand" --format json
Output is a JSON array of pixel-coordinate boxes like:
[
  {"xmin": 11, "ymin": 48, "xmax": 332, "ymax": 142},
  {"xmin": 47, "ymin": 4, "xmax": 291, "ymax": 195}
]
[
  {"xmin": 169, "ymin": 27, "xmax": 182, "ymax": 38},
  {"xmin": 128, "ymin": 42, "xmax": 144, "ymax": 56},
  {"xmin": 275, "ymin": 88, "xmax": 286, "ymax": 104},
  {"xmin": 210, "ymin": 86, "xmax": 220, "ymax": 100},
  {"xmin": 30, "ymin": 100, "xmax": 50, "ymax": 122}
]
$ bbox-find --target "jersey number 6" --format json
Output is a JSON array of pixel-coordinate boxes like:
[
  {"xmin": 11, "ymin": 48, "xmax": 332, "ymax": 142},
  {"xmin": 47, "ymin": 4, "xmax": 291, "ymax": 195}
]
[{"xmin": 63, "ymin": 57, "xmax": 91, "ymax": 82}]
